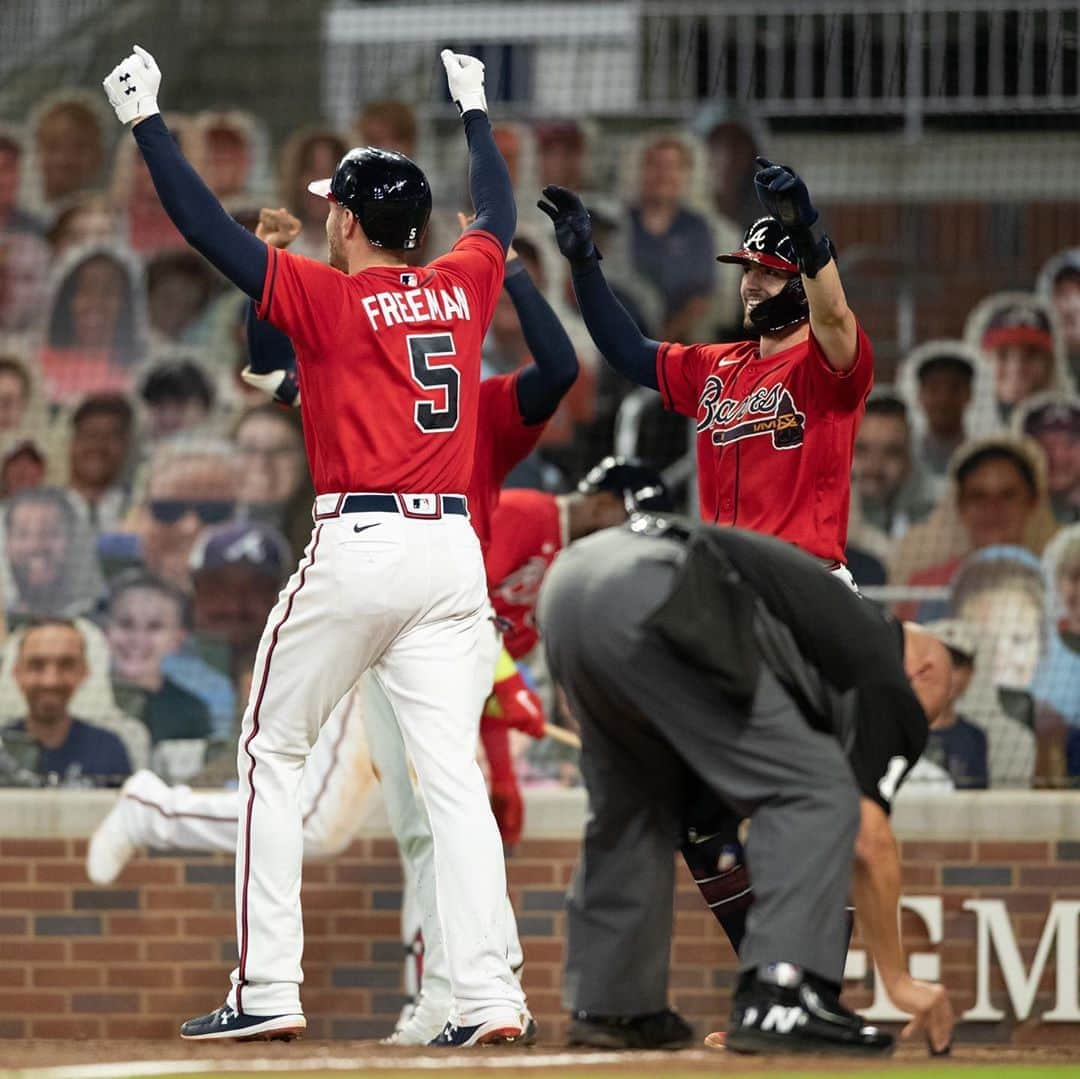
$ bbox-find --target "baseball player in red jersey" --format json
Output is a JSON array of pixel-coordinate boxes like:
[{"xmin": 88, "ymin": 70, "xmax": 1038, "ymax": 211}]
[
  {"xmin": 539, "ymin": 158, "xmax": 873, "ymax": 584},
  {"xmin": 103, "ymin": 45, "xmax": 528, "ymax": 1045},
  {"xmin": 488, "ymin": 459, "xmax": 675, "ymax": 660},
  {"xmin": 238, "ymin": 208, "xmax": 579, "ymax": 1044}
]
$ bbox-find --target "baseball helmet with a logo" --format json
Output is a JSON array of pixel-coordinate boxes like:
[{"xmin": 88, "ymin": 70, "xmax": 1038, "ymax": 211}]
[
  {"xmin": 578, "ymin": 456, "xmax": 674, "ymax": 513},
  {"xmin": 717, "ymin": 216, "xmax": 808, "ymax": 335},
  {"xmin": 308, "ymin": 147, "xmax": 432, "ymax": 250}
]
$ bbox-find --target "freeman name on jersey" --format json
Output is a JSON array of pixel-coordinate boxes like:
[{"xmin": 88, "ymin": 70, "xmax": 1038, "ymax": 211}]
[{"xmin": 362, "ymin": 283, "xmax": 473, "ymax": 332}]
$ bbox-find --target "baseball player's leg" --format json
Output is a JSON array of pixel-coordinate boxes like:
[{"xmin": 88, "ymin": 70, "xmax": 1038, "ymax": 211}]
[
  {"xmin": 362, "ymin": 672, "xmax": 452, "ymax": 1040},
  {"xmin": 680, "ymin": 800, "xmax": 753, "ymax": 954},
  {"xmin": 223, "ymin": 522, "xmax": 398, "ymax": 1021},
  {"xmin": 373, "ymin": 530, "xmax": 523, "ymax": 1030},
  {"xmin": 299, "ymin": 684, "xmax": 377, "ymax": 858},
  {"xmin": 505, "ymin": 894, "xmax": 523, "ymax": 974},
  {"xmin": 87, "ymin": 769, "xmax": 241, "ymax": 884},
  {"xmin": 88, "ymin": 691, "xmax": 372, "ymax": 887}
]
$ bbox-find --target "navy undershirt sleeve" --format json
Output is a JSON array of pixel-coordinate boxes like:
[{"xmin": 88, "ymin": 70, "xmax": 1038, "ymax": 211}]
[
  {"xmin": 461, "ymin": 110, "xmax": 515, "ymax": 252},
  {"xmin": 245, "ymin": 300, "xmax": 296, "ymax": 375},
  {"xmin": 504, "ymin": 261, "xmax": 578, "ymax": 424},
  {"xmin": 571, "ymin": 261, "xmax": 660, "ymax": 390},
  {"xmin": 132, "ymin": 115, "xmax": 267, "ymax": 300}
]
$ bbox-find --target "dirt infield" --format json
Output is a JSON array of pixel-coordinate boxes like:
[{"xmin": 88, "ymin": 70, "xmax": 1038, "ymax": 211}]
[{"xmin": 3, "ymin": 1039, "xmax": 1080, "ymax": 1077}]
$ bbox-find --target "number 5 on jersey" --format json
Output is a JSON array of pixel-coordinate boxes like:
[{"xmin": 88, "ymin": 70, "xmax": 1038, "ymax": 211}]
[{"xmin": 408, "ymin": 333, "xmax": 460, "ymax": 433}]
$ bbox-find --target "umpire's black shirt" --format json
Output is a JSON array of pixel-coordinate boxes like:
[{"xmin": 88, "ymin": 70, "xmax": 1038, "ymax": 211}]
[{"xmin": 636, "ymin": 516, "xmax": 929, "ymax": 813}]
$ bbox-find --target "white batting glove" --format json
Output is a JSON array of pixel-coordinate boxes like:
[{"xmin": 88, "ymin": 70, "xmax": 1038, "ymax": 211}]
[
  {"xmin": 241, "ymin": 366, "xmax": 301, "ymax": 408},
  {"xmin": 441, "ymin": 50, "xmax": 487, "ymax": 115},
  {"xmin": 102, "ymin": 44, "xmax": 161, "ymax": 125}
]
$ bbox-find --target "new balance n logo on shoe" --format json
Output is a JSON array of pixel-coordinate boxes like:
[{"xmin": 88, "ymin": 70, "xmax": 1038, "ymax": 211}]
[{"xmin": 760, "ymin": 1005, "xmax": 802, "ymax": 1033}]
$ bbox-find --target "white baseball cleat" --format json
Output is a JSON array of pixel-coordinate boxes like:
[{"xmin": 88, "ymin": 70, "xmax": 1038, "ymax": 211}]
[
  {"xmin": 382, "ymin": 991, "xmax": 451, "ymax": 1046},
  {"xmin": 86, "ymin": 769, "xmax": 167, "ymax": 884}
]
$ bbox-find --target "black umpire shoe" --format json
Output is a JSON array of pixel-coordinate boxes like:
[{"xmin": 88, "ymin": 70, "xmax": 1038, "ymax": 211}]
[
  {"xmin": 726, "ymin": 964, "xmax": 893, "ymax": 1057},
  {"xmin": 180, "ymin": 1003, "xmax": 306, "ymax": 1041},
  {"xmin": 567, "ymin": 1008, "xmax": 693, "ymax": 1050}
]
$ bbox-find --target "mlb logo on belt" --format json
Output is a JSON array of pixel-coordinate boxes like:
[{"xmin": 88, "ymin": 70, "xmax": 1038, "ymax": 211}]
[{"xmin": 397, "ymin": 493, "xmax": 441, "ymax": 518}]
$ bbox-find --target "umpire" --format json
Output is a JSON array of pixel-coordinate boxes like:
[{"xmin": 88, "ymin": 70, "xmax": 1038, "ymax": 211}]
[{"xmin": 538, "ymin": 516, "xmax": 955, "ymax": 1056}]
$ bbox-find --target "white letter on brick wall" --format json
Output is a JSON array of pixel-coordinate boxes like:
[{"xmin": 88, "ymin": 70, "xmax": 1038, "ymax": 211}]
[{"xmin": 963, "ymin": 900, "xmax": 1080, "ymax": 1022}]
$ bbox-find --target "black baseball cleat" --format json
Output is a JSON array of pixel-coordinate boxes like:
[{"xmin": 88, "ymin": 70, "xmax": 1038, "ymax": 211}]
[
  {"xmin": 726, "ymin": 964, "xmax": 893, "ymax": 1056},
  {"xmin": 567, "ymin": 1007, "xmax": 693, "ymax": 1050},
  {"xmin": 180, "ymin": 1003, "xmax": 306, "ymax": 1041},
  {"xmin": 429, "ymin": 1015, "xmax": 524, "ymax": 1047}
]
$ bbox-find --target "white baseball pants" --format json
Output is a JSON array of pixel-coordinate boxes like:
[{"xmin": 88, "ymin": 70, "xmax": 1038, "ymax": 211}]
[
  {"xmin": 227, "ymin": 502, "xmax": 523, "ymax": 1025},
  {"xmin": 362, "ymin": 619, "xmax": 523, "ymax": 1017}
]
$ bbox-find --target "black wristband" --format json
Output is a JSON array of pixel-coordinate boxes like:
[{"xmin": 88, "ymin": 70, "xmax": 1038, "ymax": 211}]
[
  {"xmin": 790, "ymin": 217, "xmax": 834, "ymax": 279},
  {"xmin": 569, "ymin": 244, "xmax": 602, "ymax": 276}
]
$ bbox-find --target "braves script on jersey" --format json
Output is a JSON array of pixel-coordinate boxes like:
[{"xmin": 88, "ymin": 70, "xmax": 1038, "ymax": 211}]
[
  {"xmin": 486, "ymin": 488, "xmax": 565, "ymax": 658},
  {"xmin": 258, "ymin": 230, "xmax": 504, "ymax": 494},
  {"xmin": 469, "ymin": 373, "xmax": 546, "ymax": 554},
  {"xmin": 657, "ymin": 326, "xmax": 873, "ymax": 563}
]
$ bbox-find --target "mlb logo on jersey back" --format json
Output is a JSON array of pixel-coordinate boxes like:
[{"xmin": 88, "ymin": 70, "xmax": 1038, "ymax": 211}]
[{"xmin": 400, "ymin": 272, "xmax": 418, "ymax": 287}]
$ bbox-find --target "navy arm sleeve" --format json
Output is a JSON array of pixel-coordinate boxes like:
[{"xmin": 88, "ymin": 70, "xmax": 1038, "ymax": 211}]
[
  {"xmin": 571, "ymin": 261, "xmax": 660, "ymax": 391},
  {"xmin": 245, "ymin": 301, "xmax": 296, "ymax": 375},
  {"xmin": 462, "ymin": 110, "xmax": 515, "ymax": 252},
  {"xmin": 505, "ymin": 261, "xmax": 579, "ymax": 424},
  {"xmin": 132, "ymin": 115, "xmax": 266, "ymax": 300}
]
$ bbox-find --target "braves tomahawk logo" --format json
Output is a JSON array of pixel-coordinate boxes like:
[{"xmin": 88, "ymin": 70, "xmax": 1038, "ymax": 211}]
[{"xmin": 697, "ymin": 375, "xmax": 805, "ymax": 450}]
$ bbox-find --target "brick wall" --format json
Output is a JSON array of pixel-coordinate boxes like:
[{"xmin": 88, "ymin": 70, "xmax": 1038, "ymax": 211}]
[{"xmin": 3, "ymin": 833, "xmax": 1080, "ymax": 1044}]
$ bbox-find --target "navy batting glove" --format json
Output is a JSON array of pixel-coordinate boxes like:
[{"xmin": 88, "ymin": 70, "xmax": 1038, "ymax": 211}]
[
  {"xmin": 754, "ymin": 156, "xmax": 834, "ymax": 278},
  {"xmin": 753, "ymin": 156, "xmax": 819, "ymax": 232},
  {"xmin": 537, "ymin": 184, "xmax": 600, "ymax": 269}
]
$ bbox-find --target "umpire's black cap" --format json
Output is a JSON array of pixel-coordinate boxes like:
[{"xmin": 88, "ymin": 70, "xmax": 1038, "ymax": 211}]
[
  {"xmin": 308, "ymin": 147, "xmax": 432, "ymax": 250},
  {"xmin": 578, "ymin": 455, "xmax": 674, "ymax": 512}
]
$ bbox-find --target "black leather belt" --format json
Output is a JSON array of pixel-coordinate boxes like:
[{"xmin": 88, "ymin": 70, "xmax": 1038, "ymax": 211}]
[{"xmin": 339, "ymin": 494, "xmax": 468, "ymax": 517}]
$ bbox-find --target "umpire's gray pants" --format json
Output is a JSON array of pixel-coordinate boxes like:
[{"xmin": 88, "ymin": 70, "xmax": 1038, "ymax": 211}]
[{"xmin": 538, "ymin": 528, "xmax": 859, "ymax": 1016}]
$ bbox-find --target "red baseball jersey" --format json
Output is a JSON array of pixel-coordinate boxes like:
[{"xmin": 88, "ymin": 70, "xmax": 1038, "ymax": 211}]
[
  {"xmin": 657, "ymin": 325, "xmax": 873, "ymax": 564},
  {"xmin": 486, "ymin": 488, "xmax": 565, "ymax": 659},
  {"xmin": 469, "ymin": 372, "xmax": 546, "ymax": 554},
  {"xmin": 258, "ymin": 230, "xmax": 504, "ymax": 494}
]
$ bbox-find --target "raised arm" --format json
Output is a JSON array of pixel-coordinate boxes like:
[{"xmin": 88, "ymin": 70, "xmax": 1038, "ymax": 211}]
[
  {"xmin": 442, "ymin": 51, "xmax": 515, "ymax": 251},
  {"xmin": 538, "ymin": 185, "xmax": 660, "ymax": 390},
  {"xmin": 103, "ymin": 46, "xmax": 267, "ymax": 299},
  {"xmin": 753, "ymin": 157, "xmax": 857, "ymax": 371},
  {"xmin": 504, "ymin": 259, "xmax": 579, "ymax": 423}
]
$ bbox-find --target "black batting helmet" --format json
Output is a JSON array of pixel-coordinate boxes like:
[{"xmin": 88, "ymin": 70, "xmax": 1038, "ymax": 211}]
[
  {"xmin": 717, "ymin": 216, "xmax": 808, "ymax": 335},
  {"xmin": 578, "ymin": 456, "xmax": 674, "ymax": 513},
  {"xmin": 308, "ymin": 147, "xmax": 432, "ymax": 250}
]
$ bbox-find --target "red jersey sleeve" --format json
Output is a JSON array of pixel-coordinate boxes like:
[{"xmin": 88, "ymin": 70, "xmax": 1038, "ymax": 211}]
[
  {"xmin": 488, "ymin": 371, "xmax": 546, "ymax": 484},
  {"xmin": 807, "ymin": 320, "xmax": 874, "ymax": 413},
  {"xmin": 656, "ymin": 340, "xmax": 718, "ymax": 417},
  {"xmin": 256, "ymin": 246, "xmax": 348, "ymax": 358},
  {"xmin": 428, "ymin": 228, "xmax": 505, "ymax": 332}
]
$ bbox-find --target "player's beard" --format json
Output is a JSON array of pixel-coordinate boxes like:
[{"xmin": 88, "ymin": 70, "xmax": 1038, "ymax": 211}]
[{"xmin": 327, "ymin": 226, "xmax": 348, "ymax": 272}]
